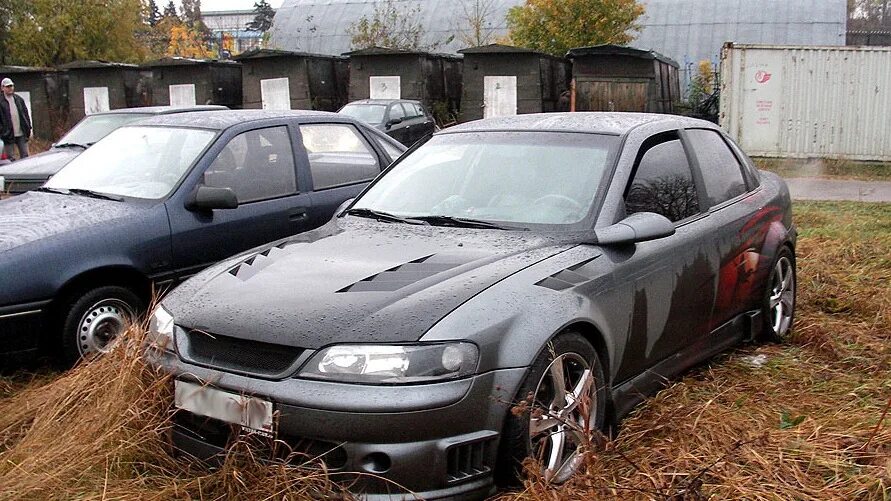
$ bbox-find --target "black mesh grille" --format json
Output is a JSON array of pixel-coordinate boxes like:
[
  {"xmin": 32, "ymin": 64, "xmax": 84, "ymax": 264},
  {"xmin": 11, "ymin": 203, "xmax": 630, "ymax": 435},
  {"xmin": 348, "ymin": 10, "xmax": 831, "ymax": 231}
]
[
  {"xmin": 446, "ymin": 437, "xmax": 494, "ymax": 483},
  {"xmin": 174, "ymin": 412, "xmax": 347, "ymax": 469},
  {"xmin": 181, "ymin": 329, "xmax": 304, "ymax": 377}
]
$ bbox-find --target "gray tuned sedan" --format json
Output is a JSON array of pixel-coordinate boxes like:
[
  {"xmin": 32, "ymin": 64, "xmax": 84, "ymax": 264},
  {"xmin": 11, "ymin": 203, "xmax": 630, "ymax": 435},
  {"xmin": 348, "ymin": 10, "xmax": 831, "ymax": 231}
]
[
  {"xmin": 0, "ymin": 106, "xmax": 226, "ymax": 195},
  {"xmin": 151, "ymin": 113, "xmax": 796, "ymax": 499}
]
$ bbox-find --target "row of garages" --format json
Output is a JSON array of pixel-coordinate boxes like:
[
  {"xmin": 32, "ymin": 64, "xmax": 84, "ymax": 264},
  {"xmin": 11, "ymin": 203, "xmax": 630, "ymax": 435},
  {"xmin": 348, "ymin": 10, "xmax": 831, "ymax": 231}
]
[{"xmin": 0, "ymin": 44, "xmax": 680, "ymax": 141}]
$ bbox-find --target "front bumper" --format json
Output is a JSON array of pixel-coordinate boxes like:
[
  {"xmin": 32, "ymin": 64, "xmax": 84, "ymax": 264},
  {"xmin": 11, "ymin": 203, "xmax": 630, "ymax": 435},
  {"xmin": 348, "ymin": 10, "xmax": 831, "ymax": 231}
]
[{"xmin": 157, "ymin": 350, "xmax": 526, "ymax": 499}]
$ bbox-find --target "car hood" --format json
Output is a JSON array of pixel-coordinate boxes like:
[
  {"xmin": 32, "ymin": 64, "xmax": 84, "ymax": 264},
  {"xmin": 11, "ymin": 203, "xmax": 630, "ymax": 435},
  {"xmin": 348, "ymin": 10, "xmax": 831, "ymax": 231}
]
[
  {"xmin": 0, "ymin": 148, "xmax": 80, "ymax": 178},
  {"xmin": 0, "ymin": 191, "xmax": 142, "ymax": 253},
  {"xmin": 165, "ymin": 218, "xmax": 578, "ymax": 349}
]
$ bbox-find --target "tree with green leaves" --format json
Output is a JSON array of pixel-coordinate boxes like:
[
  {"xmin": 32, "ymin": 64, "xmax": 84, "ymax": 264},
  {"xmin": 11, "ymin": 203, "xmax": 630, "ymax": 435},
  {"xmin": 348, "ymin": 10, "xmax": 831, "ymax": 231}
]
[
  {"xmin": 348, "ymin": 0, "xmax": 448, "ymax": 50},
  {"xmin": 0, "ymin": 3, "xmax": 18, "ymax": 65},
  {"xmin": 180, "ymin": 0, "xmax": 201, "ymax": 27},
  {"xmin": 506, "ymin": 0, "xmax": 645, "ymax": 57},
  {"xmin": 162, "ymin": 0, "xmax": 178, "ymax": 20},
  {"xmin": 6, "ymin": 0, "xmax": 148, "ymax": 66},
  {"xmin": 247, "ymin": 0, "xmax": 276, "ymax": 32},
  {"xmin": 848, "ymin": 0, "xmax": 891, "ymax": 29},
  {"xmin": 146, "ymin": 0, "xmax": 161, "ymax": 26}
]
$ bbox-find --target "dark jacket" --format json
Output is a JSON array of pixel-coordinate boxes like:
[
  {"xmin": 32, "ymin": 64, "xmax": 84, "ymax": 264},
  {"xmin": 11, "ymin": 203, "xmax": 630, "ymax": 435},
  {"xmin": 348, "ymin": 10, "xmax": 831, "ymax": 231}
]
[{"xmin": 0, "ymin": 93, "xmax": 32, "ymax": 143}]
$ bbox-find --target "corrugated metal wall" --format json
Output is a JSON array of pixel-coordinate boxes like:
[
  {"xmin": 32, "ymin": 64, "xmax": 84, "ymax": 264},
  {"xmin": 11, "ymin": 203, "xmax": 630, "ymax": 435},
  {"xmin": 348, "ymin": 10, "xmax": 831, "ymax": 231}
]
[{"xmin": 720, "ymin": 44, "xmax": 891, "ymax": 161}]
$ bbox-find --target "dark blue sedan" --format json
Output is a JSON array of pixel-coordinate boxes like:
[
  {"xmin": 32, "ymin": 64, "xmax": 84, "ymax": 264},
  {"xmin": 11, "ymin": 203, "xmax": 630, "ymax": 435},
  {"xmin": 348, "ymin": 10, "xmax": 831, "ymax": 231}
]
[{"xmin": 0, "ymin": 110, "xmax": 405, "ymax": 363}]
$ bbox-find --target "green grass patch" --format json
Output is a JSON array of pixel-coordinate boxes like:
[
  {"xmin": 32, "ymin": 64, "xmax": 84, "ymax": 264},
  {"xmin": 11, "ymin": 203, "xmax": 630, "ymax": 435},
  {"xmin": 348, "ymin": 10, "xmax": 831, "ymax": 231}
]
[{"xmin": 756, "ymin": 157, "xmax": 891, "ymax": 181}]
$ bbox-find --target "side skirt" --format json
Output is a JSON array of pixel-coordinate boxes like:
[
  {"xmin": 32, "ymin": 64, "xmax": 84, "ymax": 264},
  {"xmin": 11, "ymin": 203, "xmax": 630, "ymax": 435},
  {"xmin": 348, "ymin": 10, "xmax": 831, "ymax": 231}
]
[{"xmin": 610, "ymin": 310, "xmax": 759, "ymax": 421}]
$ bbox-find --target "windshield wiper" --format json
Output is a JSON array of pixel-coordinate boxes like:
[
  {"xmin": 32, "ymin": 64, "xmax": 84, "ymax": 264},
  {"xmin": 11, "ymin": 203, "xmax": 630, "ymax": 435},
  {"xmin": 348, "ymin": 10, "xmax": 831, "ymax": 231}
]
[
  {"xmin": 53, "ymin": 142, "xmax": 88, "ymax": 149},
  {"xmin": 68, "ymin": 188, "xmax": 124, "ymax": 202},
  {"xmin": 36, "ymin": 187, "xmax": 72, "ymax": 195},
  {"xmin": 344, "ymin": 208, "xmax": 427, "ymax": 225},
  {"xmin": 413, "ymin": 215, "xmax": 515, "ymax": 230}
]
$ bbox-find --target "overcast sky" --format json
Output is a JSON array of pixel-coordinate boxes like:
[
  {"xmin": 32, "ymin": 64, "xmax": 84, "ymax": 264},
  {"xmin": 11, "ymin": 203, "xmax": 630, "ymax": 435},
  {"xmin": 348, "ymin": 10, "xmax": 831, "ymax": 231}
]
[{"xmin": 176, "ymin": 0, "xmax": 284, "ymax": 12}]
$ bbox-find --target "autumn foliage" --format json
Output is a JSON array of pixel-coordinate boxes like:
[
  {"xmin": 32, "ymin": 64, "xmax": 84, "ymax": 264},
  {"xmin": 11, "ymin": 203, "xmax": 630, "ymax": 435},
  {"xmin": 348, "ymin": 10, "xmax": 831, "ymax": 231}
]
[
  {"xmin": 166, "ymin": 24, "xmax": 213, "ymax": 59},
  {"xmin": 506, "ymin": 0, "xmax": 645, "ymax": 57}
]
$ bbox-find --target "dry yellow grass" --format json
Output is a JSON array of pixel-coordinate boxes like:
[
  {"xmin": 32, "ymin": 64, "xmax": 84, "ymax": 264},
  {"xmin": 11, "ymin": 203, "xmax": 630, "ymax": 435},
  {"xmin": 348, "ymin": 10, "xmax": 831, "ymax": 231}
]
[{"xmin": 0, "ymin": 201, "xmax": 888, "ymax": 500}]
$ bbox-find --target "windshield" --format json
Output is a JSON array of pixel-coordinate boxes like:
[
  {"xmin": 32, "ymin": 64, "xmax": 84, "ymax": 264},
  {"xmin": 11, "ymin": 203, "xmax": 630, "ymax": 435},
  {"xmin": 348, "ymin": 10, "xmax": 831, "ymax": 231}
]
[
  {"xmin": 45, "ymin": 126, "xmax": 216, "ymax": 200},
  {"xmin": 339, "ymin": 104, "xmax": 387, "ymax": 124},
  {"xmin": 58, "ymin": 113, "xmax": 153, "ymax": 146},
  {"xmin": 352, "ymin": 131, "xmax": 617, "ymax": 228}
]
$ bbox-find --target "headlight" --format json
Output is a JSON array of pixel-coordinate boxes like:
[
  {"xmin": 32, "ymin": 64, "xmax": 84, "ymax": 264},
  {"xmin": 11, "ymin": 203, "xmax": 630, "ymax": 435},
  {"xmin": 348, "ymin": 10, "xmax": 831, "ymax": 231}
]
[
  {"xmin": 146, "ymin": 305, "xmax": 176, "ymax": 353},
  {"xmin": 298, "ymin": 343, "xmax": 479, "ymax": 384}
]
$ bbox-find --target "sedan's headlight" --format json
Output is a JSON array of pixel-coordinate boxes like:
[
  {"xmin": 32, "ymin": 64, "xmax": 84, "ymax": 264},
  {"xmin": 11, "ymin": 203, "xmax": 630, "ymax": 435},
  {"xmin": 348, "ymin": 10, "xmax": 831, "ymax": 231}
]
[
  {"xmin": 299, "ymin": 343, "xmax": 479, "ymax": 384},
  {"xmin": 146, "ymin": 305, "xmax": 176, "ymax": 353}
]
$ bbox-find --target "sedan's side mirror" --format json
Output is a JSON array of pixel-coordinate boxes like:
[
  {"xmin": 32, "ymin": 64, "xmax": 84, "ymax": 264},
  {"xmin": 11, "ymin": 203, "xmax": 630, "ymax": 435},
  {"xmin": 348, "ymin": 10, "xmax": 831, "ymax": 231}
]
[
  {"xmin": 589, "ymin": 212, "xmax": 675, "ymax": 246},
  {"xmin": 186, "ymin": 185, "xmax": 239, "ymax": 211}
]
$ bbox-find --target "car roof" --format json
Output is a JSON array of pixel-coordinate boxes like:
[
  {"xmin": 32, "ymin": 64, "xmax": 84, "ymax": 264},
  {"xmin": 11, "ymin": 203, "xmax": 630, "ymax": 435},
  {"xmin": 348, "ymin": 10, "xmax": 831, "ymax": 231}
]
[
  {"xmin": 132, "ymin": 109, "xmax": 344, "ymax": 129},
  {"xmin": 346, "ymin": 99, "xmax": 420, "ymax": 106},
  {"xmin": 94, "ymin": 105, "xmax": 228, "ymax": 116},
  {"xmin": 442, "ymin": 112, "xmax": 717, "ymax": 136}
]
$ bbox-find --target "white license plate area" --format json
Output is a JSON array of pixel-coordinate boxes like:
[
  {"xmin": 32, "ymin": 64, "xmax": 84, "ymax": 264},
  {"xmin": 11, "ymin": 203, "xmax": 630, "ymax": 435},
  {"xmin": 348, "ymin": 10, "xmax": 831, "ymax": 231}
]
[{"xmin": 175, "ymin": 380, "xmax": 274, "ymax": 435}]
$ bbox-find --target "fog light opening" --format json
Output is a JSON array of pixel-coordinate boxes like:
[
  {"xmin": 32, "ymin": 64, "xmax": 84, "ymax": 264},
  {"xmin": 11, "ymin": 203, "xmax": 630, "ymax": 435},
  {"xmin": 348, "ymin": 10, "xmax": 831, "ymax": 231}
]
[{"xmin": 361, "ymin": 452, "xmax": 392, "ymax": 474}]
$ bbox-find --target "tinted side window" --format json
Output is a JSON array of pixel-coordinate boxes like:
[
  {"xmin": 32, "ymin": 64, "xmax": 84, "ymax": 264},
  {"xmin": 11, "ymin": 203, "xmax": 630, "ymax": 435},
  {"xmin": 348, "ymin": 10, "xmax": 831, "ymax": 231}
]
[
  {"xmin": 300, "ymin": 124, "xmax": 380, "ymax": 190},
  {"xmin": 204, "ymin": 126, "xmax": 297, "ymax": 203},
  {"xmin": 626, "ymin": 138, "xmax": 700, "ymax": 223},
  {"xmin": 685, "ymin": 129, "xmax": 748, "ymax": 205}
]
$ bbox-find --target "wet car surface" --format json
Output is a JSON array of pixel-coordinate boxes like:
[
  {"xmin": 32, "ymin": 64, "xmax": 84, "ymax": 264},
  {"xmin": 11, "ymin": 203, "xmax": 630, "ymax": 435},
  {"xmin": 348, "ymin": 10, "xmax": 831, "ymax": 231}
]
[
  {"xmin": 152, "ymin": 112, "xmax": 796, "ymax": 499},
  {"xmin": 0, "ymin": 110, "xmax": 405, "ymax": 363}
]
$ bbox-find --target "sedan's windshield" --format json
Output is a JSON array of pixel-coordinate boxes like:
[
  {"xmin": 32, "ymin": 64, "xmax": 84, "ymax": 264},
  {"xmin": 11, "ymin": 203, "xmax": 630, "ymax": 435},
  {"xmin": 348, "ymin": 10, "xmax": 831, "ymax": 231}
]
[
  {"xmin": 57, "ymin": 113, "xmax": 154, "ymax": 147},
  {"xmin": 339, "ymin": 104, "xmax": 387, "ymax": 124},
  {"xmin": 45, "ymin": 126, "xmax": 216, "ymax": 200},
  {"xmin": 352, "ymin": 132, "xmax": 617, "ymax": 228}
]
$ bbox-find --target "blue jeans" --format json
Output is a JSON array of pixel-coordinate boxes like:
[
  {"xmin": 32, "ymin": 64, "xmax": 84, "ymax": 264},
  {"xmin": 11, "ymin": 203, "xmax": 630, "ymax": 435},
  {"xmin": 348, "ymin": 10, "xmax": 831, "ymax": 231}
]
[{"xmin": 3, "ymin": 136, "xmax": 29, "ymax": 160}]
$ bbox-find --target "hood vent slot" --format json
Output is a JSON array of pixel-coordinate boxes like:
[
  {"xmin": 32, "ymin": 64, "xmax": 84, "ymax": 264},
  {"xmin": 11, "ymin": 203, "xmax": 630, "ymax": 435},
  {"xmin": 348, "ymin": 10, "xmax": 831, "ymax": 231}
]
[
  {"xmin": 535, "ymin": 257, "xmax": 599, "ymax": 291},
  {"xmin": 337, "ymin": 254, "xmax": 464, "ymax": 293},
  {"xmin": 228, "ymin": 242, "xmax": 294, "ymax": 281}
]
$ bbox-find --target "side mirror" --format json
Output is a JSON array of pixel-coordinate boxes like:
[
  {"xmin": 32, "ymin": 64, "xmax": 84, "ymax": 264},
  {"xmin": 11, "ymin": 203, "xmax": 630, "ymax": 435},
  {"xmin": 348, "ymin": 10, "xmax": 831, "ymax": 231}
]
[
  {"xmin": 588, "ymin": 212, "xmax": 675, "ymax": 246},
  {"xmin": 186, "ymin": 185, "xmax": 238, "ymax": 211},
  {"xmin": 386, "ymin": 117, "xmax": 403, "ymax": 129}
]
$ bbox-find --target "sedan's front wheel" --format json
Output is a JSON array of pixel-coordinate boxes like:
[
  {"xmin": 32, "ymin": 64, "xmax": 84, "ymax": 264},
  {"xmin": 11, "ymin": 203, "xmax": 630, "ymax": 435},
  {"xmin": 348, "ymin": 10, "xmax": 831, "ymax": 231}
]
[
  {"xmin": 60, "ymin": 286, "xmax": 142, "ymax": 363},
  {"xmin": 497, "ymin": 332, "xmax": 607, "ymax": 485}
]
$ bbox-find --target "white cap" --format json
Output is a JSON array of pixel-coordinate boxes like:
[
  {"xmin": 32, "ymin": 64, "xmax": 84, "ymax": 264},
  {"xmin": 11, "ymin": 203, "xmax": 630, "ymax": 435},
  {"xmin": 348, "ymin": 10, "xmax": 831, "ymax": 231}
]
[{"xmin": 1, "ymin": 78, "xmax": 12, "ymax": 87}]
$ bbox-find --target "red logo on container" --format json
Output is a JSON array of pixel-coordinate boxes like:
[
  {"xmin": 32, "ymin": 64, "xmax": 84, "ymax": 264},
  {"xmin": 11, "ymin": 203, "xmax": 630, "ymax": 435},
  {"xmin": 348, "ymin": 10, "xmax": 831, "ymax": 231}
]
[{"xmin": 755, "ymin": 70, "xmax": 772, "ymax": 84}]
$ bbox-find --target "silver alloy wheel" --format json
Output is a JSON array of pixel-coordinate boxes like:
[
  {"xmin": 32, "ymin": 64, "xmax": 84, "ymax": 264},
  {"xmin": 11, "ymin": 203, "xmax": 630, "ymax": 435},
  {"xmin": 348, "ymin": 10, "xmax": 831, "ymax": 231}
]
[
  {"xmin": 769, "ymin": 256, "xmax": 795, "ymax": 338},
  {"xmin": 528, "ymin": 352, "xmax": 597, "ymax": 483},
  {"xmin": 76, "ymin": 299, "xmax": 133, "ymax": 356}
]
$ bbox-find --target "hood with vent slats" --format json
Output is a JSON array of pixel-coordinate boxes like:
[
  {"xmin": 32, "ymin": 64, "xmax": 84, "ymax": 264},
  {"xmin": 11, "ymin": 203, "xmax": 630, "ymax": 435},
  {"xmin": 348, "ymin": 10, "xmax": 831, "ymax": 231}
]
[{"xmin": 164, "ymin": 218, "xmax": 576, "ymax": 349}]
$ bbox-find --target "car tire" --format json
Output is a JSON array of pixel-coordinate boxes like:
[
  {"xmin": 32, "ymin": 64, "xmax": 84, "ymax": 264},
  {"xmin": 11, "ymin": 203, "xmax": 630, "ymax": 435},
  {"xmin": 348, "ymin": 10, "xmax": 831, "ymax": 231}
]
[
  {"xmin": 60, "ymin": 285, "xmax": 142, "ymax": 364},
  {"xmin": 760, "ymin": 246, "xmax": 796, "ymax": 342},
  {"xmin": 496, "ymin": 332, "xmax": 607, "ymax": 486}
]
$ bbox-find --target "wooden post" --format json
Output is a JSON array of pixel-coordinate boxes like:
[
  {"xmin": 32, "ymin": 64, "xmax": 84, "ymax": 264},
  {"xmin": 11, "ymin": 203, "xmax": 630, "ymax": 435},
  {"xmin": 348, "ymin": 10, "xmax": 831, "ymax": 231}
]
[{"xmin": 570, "ymin": 78, "xmax": 576, "ymax": 112}]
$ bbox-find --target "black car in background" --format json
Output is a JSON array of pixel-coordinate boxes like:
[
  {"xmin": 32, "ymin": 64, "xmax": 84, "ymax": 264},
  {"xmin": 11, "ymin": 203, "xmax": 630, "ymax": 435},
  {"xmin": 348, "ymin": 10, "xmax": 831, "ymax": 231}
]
[
  {"xmin": 0, "ymin": 110, "xmax": 405, "ymax": 363},
  {"xmin": 338, "ymin": 99, "xmax": 436, "ymax": 147},
  {"xmin": 0, "ymin": 106, "xmax": 226, "ymax": 195},
  {"xmin": 153, "ymin": 113, "xmax": 796, "ymax": 499}
]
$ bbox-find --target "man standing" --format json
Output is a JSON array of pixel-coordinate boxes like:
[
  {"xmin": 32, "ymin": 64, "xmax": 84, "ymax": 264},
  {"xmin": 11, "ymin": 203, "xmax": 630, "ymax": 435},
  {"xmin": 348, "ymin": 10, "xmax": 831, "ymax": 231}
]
[{"xmin": 0, "ymin": 78, "xmax": 31, "ymax": 160}]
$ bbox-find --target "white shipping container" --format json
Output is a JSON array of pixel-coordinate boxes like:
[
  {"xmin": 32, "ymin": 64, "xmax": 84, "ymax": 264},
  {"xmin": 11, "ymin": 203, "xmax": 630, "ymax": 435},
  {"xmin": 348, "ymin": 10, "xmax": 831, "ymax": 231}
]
[{"xmin": 720, "ymin": 43, "xmax": 891, "ymax": 161}]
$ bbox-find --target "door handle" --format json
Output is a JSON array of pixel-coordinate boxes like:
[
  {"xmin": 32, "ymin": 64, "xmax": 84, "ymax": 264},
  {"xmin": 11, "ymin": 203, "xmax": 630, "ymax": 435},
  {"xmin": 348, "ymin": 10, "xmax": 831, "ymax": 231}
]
[{"xmin": 289, "ymin": 207, "xmax": 308, "ymax": 221}]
